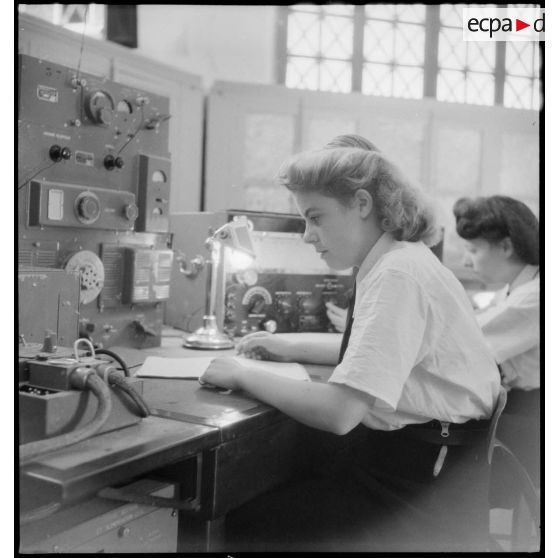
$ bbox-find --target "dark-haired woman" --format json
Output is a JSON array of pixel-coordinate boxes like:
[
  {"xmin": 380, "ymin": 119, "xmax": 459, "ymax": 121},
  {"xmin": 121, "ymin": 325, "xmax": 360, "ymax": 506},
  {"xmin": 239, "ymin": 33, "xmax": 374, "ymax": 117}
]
[
  {"xmin": 453, "ymin": 195, "xmax": 540, "ymax": 488},
  {"xmin": 200, "ymin": 148, "xmax": 500, "ymax": 552}
]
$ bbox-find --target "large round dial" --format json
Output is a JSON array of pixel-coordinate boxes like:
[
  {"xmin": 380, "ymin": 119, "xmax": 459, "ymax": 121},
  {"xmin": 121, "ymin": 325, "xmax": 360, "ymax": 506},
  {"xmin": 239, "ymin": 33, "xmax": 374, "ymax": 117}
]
[
  {"xmin": 85, "ymin": 90, "xmax": 115, "ymax": 126},
  {"xmin": 75, "ymin": 191, "xmax": 101, "ymax": 224},
  {"xmin": 242, "ymin": 286, "xmax": 272, "ymax": 314}
]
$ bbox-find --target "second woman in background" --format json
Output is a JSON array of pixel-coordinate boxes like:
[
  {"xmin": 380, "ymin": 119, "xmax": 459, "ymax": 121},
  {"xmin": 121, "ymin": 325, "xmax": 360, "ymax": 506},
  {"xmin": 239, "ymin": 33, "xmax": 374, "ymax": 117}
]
[{"xmin": 454, "ymin": 195, "xmax": 540, "ymax": 487}]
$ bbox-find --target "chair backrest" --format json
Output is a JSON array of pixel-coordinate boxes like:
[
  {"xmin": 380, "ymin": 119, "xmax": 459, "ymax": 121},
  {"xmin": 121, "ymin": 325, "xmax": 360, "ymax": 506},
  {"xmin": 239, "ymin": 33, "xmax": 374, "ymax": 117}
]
[
  {"xmin": 487, "ymin": 385, "xmax": 508, "ymax": 465},
  {"xmin": 487, "ymin": 385, "xmax": 540, "ymax": 551},
  {"xmin": 491, "ymin": 439, "xmax": 541, "ymax": 551}
]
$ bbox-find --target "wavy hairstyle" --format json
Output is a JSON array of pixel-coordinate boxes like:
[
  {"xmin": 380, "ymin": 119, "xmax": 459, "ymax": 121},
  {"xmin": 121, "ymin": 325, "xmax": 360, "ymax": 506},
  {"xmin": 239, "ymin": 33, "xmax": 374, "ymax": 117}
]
[
  {"xmin": 278, "ymin": 147, "xmax": 439, "ymax": 246},
  {"xmin": 324, "ymin": 134, "xmax": 380, "ymax": 152},
  {"xmin": 453, "ymin": 196, "xmax": 539, "ymax": 265}
]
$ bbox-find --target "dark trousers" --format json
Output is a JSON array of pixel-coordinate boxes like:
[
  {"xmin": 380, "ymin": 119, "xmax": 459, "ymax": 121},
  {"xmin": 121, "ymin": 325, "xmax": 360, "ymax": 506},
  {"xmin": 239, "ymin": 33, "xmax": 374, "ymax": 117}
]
[
  {"xmin": 224, "ymin": 425, "xmax": 491, "ymax": 552},
  {"xmin": 490, "ymin": 388, "xmax": 540, "ymax": 508},
  {"xmin": 498, "ymin": 388, "xmax": 540, "ymax": 486}
]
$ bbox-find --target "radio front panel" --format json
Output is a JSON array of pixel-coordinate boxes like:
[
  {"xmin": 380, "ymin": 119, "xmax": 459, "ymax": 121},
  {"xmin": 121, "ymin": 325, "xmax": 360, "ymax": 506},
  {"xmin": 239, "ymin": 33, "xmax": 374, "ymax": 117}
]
[
  {"xmin": 223, "ymin": 273, "xmax": 353, "ymax": 336},
  {"xmin": 18, "ymin": 54, "xmax": 174, "ymax": 348}
]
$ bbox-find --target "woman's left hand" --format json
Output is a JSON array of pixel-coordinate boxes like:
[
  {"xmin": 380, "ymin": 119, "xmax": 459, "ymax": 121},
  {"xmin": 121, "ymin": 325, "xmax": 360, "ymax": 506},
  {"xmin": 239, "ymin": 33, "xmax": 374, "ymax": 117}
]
[{"xmin": 200, "ymin": 357, "xmax": 245, "ymax": 391}]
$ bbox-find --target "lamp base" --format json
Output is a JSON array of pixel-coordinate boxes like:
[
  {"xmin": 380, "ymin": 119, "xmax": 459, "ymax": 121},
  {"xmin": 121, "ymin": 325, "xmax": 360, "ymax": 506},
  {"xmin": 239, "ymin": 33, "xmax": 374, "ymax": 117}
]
[{"xmin": 183, "ymin": 315, "xmax": 234, "ymax": 350}]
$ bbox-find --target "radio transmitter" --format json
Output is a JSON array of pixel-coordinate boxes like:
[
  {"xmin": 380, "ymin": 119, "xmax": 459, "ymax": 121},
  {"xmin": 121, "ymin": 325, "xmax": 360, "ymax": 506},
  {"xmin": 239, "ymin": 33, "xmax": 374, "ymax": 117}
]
[
  {"xmin": 18, "ymin": 54, "xmax": 173, "ymax": 348},
  {"xmin": 167, "ymin": 210, "xmax": 354, "ymax": 336}
]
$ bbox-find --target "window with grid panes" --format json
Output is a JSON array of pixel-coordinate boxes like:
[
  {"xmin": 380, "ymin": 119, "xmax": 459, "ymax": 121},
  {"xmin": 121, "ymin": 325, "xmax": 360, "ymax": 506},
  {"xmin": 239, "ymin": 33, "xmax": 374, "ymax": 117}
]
[
  {"xmin": 280, "ymin": 4, "xmax": 541, "ymax": 110},
  {"xmin": 285, "ymin": 4, "xmax": 355, "ymax": 93},
  {"xmin": 504, "ymin": 41, "xmax": 540, "ymax": 109},
  {"xmin": 503, "ymin": 4, "xmax": 541, "ymax": 110},
  {"xmin": 18, "ymin": 4, "xmax": 106, "ymax": 39},
  {"xmin": 362, "ymin": 4, "xmax": 426, "ymax": 99},
  {"xmin": 437, "ymin": 4, "xmax": 496, "ymax": 105}
]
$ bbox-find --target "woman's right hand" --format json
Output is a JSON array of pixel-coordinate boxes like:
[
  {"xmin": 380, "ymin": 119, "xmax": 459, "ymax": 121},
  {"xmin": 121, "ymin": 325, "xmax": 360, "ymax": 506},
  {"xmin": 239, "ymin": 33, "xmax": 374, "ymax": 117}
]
[{"xmin": 235, "ymin": 331, "xmax": 294, "ymax": 362}]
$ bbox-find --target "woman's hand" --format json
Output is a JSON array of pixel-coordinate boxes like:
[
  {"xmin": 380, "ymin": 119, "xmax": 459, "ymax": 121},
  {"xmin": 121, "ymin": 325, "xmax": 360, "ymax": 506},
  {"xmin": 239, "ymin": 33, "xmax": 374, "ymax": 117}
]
[
  {"xmin": 199, "ymin": 357, "xmax": 245, "ymax": 391},
  {"xmin": 235, "ymin": 332, "xmax": 294, "ymax": 362},
  {"xmin": 325, "ymin": 302, "xmax": 348, "ymax": 333}
]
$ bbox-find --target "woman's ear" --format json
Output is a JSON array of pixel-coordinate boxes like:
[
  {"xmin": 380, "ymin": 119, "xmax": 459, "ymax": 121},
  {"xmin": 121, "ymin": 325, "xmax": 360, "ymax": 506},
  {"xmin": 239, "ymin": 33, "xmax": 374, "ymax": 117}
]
[
  {"xmin": 354, "ymin": 189, "xmax": 373, "ymax": 218},
  {"xmin": 499, "ymin": 237, "xmax": 514, "ymax": 259}
]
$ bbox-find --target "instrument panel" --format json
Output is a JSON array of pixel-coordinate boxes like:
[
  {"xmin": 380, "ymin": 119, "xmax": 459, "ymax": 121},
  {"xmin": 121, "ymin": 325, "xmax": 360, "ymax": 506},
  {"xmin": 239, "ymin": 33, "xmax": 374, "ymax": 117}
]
[{"xmin": 18, "ymin": 54, "xmax": 173, "ymax": 348}]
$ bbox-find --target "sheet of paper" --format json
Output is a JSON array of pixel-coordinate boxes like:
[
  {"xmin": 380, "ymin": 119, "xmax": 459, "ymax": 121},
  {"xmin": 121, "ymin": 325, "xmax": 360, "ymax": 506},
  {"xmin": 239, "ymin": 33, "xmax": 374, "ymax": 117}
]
[
  {"xmin": 135, "ymin": 355, "xmax": 310, "ymax": 381},
  {"xmin": 136, "ymin": 356, "xmax": 214, "ymax": 379}
]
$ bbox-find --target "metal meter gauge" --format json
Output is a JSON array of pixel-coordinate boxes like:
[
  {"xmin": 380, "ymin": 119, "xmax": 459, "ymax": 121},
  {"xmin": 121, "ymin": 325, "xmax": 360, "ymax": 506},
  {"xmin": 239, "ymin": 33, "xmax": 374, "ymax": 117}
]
[
  {"xmin": 64, "ymin": 250, "xmax": 105, "ymax": 305},
  {"xmin": 74, "ymin": 191, "xmax": 102, "ymax": 225},
  {"xmin": 85, "ymin": 90, "xmax": 115, "ymax": 126},
  {"xmin": 242, "ymin": 286, "xmax": 272, "ymax": 315}
]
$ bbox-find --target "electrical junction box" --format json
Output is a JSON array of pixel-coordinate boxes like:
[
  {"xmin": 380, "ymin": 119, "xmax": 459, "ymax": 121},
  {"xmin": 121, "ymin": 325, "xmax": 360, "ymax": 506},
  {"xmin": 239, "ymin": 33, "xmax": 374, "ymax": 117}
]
[{"xmin": 19, "ymin": 358, "xmax": 144, "ymax": 444}]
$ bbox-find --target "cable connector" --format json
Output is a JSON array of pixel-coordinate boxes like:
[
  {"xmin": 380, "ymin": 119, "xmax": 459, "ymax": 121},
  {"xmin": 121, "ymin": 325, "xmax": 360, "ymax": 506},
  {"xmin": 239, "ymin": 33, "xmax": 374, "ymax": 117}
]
[
  {"xmin": 69, "ymin": 366, "xmax": 95, "ymax": 390},
  {"xmin": 95, "ymin": 363, "xmax": 120, "ymax": 384}
]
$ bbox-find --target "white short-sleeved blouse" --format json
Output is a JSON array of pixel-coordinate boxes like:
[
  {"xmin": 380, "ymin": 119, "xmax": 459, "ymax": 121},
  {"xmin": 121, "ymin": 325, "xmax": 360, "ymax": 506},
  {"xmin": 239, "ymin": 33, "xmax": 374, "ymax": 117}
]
[
  {"xmin": 476, "ymin": 264, "xmax": 540, "ymax": 391},
  {"xmin": 329, "ymin": 233, "xmax": 501, "ymax": 431}
]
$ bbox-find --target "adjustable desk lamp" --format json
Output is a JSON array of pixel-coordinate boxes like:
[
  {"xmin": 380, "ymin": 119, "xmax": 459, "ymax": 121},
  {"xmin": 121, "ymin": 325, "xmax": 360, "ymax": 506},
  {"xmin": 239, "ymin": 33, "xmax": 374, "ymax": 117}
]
[{"xmin": 183, "ymin": 217, "xmax": 255, "ymax": 350}]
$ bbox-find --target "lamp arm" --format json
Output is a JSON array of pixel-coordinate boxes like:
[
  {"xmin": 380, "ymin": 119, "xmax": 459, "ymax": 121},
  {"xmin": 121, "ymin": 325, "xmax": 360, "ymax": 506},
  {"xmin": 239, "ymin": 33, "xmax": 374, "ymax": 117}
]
[{"xmin": 206, "ymin": 240, "xmax": 224, "ymax": 318}]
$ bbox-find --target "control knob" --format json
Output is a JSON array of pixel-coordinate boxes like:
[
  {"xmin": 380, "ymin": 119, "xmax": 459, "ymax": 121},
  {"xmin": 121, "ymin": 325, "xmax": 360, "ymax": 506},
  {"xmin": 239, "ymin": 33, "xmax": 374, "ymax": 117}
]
[
  {"xmin": 123, "ymin": 203, "xmax": 139, "ymax": 222},
  {"xmin": 104, "ymin": 154, "xmax": 115, "ymax": 170},
  {"xmin": 86, "ymin": 91, "xmax": 115, "ymax": 126},
  {"xmin": 262, "ymin": 320, "xmax": 278, "ymax": 333},
  {"xmin": 299, "ymin": 295, "xmax": 320, "ymax": 313},
  {"xmin": 49, "ymin": 145, "xmax": 72, "ymax": 162},
  {"xmin": 104, "ymin": 155, "xmax": 124, "ymax": 171},
  {"xmin": 75, "ymin": 192, "xmax": 101, "ymax": 224},
  {"xmin": 276, "ymin": 298, "xmax": 293, "ymax": 315},
  {"xmin": 248, "ymin": 294, "xmax": 267, "ymax": 314}
]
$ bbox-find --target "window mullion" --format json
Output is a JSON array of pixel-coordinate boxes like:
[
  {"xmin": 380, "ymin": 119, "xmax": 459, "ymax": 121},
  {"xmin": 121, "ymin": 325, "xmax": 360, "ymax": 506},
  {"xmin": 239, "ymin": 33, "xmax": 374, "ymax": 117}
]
[
  {"xmin": 423, "ymin": 5, "xmax": 440, "ymax": 98},
  {"xmin": 276, "ymin": 6, "xmax": 289, "ymax": 85},
  {"xmin": 494, "ymin": 41, "xmax": 506, "ymax": 106},
  {"xmin": 352, "ymin": 5, "xmax": 365, "ymax": 92}
]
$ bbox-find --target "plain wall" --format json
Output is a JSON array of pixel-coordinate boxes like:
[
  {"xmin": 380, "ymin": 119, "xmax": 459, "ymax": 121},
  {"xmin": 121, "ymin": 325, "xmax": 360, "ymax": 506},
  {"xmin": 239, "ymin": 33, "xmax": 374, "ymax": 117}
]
[{"xmin": 137, "ymin": 5, "xmax": 278, "ymax": 88}]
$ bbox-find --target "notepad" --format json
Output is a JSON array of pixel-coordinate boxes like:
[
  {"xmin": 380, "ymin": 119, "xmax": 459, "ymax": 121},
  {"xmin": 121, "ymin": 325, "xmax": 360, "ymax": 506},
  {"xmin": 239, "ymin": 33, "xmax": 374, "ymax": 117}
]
[{"xmin": 135, "ymin": 355, "xmax": 311, "ymax": 381}]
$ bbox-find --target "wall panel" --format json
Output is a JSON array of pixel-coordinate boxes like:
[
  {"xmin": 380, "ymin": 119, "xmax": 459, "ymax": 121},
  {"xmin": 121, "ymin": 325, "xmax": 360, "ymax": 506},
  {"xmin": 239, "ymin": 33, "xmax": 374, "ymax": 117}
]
[{"xmin": 205, "ymin": 81, "xmax": 539, "ymax": 270}]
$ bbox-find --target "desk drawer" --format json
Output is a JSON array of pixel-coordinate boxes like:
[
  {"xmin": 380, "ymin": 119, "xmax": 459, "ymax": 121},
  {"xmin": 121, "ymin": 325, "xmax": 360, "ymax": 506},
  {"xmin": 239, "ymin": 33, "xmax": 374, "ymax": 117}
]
[
  {"xmin": 205, "ymin": 419, "xmax": 302, "ymax": 518},
  {"xmin": 20, "ymin": 479, "xmax": 178, "ymax": 553}
]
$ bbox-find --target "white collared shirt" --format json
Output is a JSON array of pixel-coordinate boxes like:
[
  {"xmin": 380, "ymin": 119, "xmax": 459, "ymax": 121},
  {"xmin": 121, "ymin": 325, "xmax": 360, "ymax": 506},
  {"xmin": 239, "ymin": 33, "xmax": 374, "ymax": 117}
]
[
  {"xmin": 328, "ymin": 233, "xmax": 501, "ymax": 431},
  {"xmin": 476, "ymin": 264, "xmax": 540, "ymax": 391}
]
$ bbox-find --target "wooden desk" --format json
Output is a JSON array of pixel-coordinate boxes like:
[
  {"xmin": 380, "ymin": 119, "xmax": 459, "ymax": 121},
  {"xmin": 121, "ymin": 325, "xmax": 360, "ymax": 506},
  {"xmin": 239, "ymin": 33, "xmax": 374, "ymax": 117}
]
[{"xmin": 19, "ymin": 334, "xmax": 335, "ymax": 552}]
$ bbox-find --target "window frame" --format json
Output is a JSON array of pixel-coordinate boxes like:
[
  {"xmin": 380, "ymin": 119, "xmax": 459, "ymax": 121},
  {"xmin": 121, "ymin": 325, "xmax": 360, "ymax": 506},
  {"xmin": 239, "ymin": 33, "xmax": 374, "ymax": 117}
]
[{"xmin": 276, "ymin": 4, "xmax": 540, "ymax": 109}]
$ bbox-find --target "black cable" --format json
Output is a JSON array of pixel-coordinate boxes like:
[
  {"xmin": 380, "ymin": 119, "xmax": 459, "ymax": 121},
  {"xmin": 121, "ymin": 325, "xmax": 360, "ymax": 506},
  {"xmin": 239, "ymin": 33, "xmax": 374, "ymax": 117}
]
[
  {"xmin": 93, "ymin": 349, "xmax": 131, "ymax": 377},
  {"xmin": 74, "ymin": 4, "xmax": 90, "ymax": 85},
  {"xmin": 117, "ymin": 104, "xmax": 145, "ymax": 156},
  {"xmin": 108, "ymin": 374, "xmax": 150, "ymax": 417},
  {"xmin": 18, "ymin": 161, "xmax": 57, "ymax": 191},
  {"xmin": 20, "ymin": 373, "xmax": 112, "ymax": 465}
]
